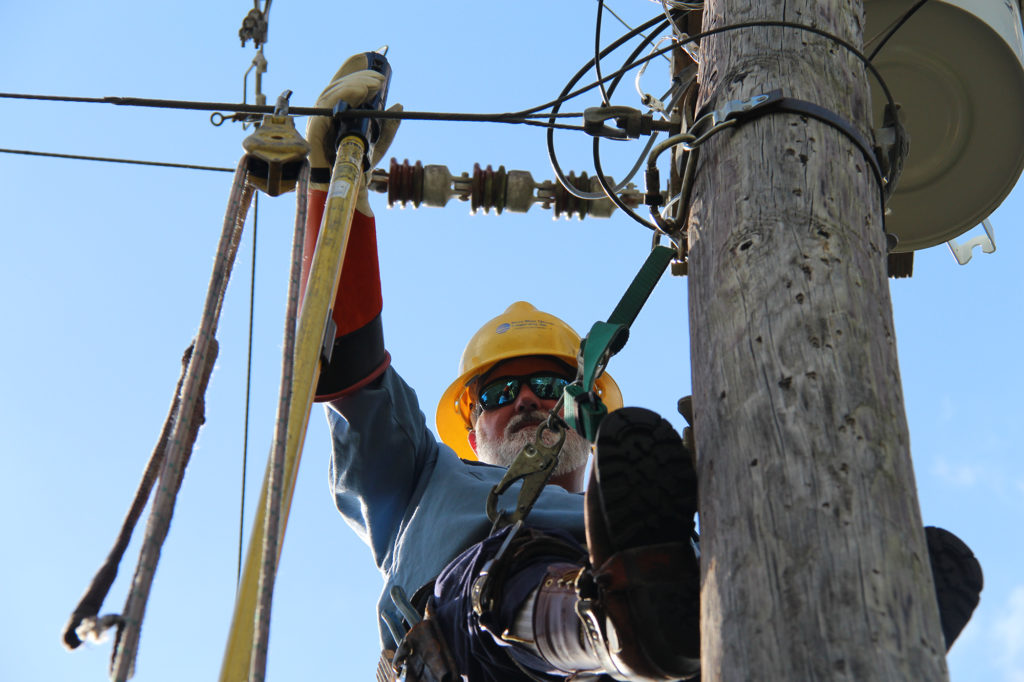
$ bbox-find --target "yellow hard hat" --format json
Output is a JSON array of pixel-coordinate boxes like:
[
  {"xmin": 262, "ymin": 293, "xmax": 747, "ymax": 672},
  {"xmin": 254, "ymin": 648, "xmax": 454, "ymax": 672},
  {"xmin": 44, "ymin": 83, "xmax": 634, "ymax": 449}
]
[{"xmin": 435, "ymin": 301, "xmax": 623, "ymax": 461}]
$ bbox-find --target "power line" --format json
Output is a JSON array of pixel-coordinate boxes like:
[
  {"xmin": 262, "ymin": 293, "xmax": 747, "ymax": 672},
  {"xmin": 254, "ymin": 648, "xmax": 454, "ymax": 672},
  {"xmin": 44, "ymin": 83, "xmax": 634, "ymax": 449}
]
[
  {"xmin": 867, "ymin": 0, "xmax": 933, "ymax": 60},
  {"xmin": 0, "ymin": 92, "xmax": 587, "ymax": 131},
  {"xmin": 0, "ymin": 147, "xmax": 233, "ymax": 172}
]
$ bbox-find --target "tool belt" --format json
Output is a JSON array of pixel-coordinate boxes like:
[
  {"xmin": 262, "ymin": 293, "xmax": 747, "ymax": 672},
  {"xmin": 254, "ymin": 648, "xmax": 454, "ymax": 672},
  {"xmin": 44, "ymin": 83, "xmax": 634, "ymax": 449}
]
[{"xmin": 378, "ymin": 579, "xmax": 460, "ymax": 682}]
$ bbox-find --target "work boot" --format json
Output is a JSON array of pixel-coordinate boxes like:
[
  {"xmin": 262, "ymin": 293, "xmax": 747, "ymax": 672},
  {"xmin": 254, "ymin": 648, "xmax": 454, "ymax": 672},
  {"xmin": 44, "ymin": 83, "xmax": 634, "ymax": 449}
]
[
  {"xmin": 581, "ymin": 406, "xmax": 701, "ymax": 680},
  {"xmin": 926, "ymin": 526, "xmax": 983, "ymax": 650}
]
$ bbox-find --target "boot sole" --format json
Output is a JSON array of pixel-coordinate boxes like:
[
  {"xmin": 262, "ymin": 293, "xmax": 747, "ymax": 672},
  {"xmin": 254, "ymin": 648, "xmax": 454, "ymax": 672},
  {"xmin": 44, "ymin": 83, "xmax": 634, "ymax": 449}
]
[
  {"xmin": 589, "ymin": 407, "xmax": 700, "ymax": 678},
  {"xmin": 594, "ymin": 407, "xmax": 698, "ymax": 551},
  {"xmin": 925, "ymin": 526, "xmax": 982, "ymax": 650}
]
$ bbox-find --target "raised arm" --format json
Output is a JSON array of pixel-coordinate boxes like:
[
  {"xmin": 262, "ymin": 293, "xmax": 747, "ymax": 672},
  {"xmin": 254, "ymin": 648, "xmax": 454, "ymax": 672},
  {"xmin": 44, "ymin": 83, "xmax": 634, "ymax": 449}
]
[{"xmin": 301, "ymin": 53, "xmax": 402, "ymax": 401}]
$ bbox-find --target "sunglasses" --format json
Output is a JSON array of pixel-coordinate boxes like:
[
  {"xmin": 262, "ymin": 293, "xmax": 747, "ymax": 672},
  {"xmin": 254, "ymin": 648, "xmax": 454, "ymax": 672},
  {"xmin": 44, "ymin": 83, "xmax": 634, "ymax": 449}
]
[{"xmin": 476, "ymin": 372, "xmax": 572, "ymax": 411}]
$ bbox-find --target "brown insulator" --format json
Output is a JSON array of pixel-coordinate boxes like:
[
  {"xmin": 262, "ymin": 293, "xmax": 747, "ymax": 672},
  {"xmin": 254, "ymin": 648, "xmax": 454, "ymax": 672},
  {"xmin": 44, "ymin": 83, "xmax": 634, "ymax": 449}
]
[
  {"xmin": 470, "ymin": 164, "xmax": 508, "ymax": 215},
  {"xmin": 553, "ymin": 172, "xmax": 590, "ymax": 220},
  {"xmin": 388, "ymin": 158, "xmax": 423, "ymax": 208}
]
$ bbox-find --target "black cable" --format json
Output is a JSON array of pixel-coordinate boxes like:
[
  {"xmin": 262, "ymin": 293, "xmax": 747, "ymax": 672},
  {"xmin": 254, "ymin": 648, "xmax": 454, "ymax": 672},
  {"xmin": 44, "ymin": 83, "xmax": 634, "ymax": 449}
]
[
  {"xmin": 511, "ymin": 13, "xmax": 669, "ymax": 119},
  {"xmin": 600, "ymin": 0, "xmax": 637, "ymax": 34},
  {"xmin": 0, "ymin": 147, "xmax": 233, "ymax": 172},
  {"xmin": 867, "ymin": 0, "xmax": 933, "ymax": 60},
  {"xmin": 590, "ymin": 18, "xmax": 676, "ymax": 231},
  {"xmin": 595, "ymin": 0, "xmax": 612, "ymax": 106},
  {"xmin": 3, "ymin": 20, "xmax": 897, "ymax": 129},
  {"xmin": 237, "ymin": 194, "xmax": 258, "ymax": 589},
  {"xmin": 590, "ymin": 20, "xmax": 903, "ymax": 172},
  {"xmin": 614, "ymin": 20, "xmax": 899, "ymax": 116},
  {"xmin": 558, "ymin": 17, "xmax": 905, "ymax": 232},
  {"xmin": 0, "ymin": 92, "xmax": 587, "ymax": 131},
  {"xmin": 547, "ymin": 14, "xmax": 673, "ymax": 230}
]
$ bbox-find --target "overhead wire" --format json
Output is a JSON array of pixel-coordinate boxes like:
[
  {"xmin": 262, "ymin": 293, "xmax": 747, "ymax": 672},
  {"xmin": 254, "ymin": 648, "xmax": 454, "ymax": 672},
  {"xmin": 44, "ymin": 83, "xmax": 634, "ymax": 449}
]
[
  {"xmin": 635, "ymin": 37, "xmax": 678, "ymax": 112},
  {"xmin": 659, "ymin": 0, "xmax": 702, "ymax": 63},
  {"xmin": 591, "ymin": 14, "xmax": 686, "ymax": 231},
  {"xmin": 866, "ymin": 0, "xmax": 934, "ymax": 60},
  {"xmin": 237, "ymin": 195, "xmax": 258, "ymax": 589},
  {"xmin": 0, "ymin": 92, "xmax": 588, "ymax": 131},
  {"xmin": 3, "ymin": 10, "xmax": 910, "ymax": 147},
  {"xmin": 4, "ymin": 17, "xmax": 909, "ymax": 220},
  {"xmin": 0, "ymin": 147, "xmax": 233, "ymax": 172},
  {"xmin": 595, "ymin": 0, "xmax": 613, "ymax": 106},
  {"xmin": 548, "ymin": 12, "xmax": 908, "ymax": 233},
  {"xmin": 43, "ymin": 2, "xmax": 927, "ymax": 677},
  {"xmin": 551, "ymin": 29, "xmax": 686, "ymax": 204},
  {"xmin": 599, "ymin": 0, "xmax": 639, "ymax": 35},
  {"xmin": 589, "ymin": 28, "xmax": 674, "ymax": 232},
  {"xmin": 508, "ymin": 13, "xmax": 670, "ymax": 119},
  {"xmin": 545, "ymin": 12, "xmax": 678, "ymax": 230},
  {"xmin": 617, "ymin": 21, "xmax": 900, "ymax": 120},
  {"xmin": 545, "ymin": 14, "xmax": 671, "ymax": 189}
]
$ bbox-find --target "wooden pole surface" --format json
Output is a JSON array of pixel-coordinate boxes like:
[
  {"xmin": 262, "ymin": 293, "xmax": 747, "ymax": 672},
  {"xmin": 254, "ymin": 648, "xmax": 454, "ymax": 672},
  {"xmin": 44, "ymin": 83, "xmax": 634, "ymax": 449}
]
[{"xmin": 685, "ymin": 1, "xmax": 949, "ymax": 678}]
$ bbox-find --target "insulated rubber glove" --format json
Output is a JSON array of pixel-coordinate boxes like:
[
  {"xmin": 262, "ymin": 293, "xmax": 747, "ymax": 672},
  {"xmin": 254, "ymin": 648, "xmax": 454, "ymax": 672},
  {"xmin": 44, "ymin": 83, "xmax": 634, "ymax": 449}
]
[
  {"xmin": 302, "ymin": 53, "xmax": 402, "ymax": 401},
  {"xmin": 306, "ymin": 52, "xmax": 402, "ymax": 215}
]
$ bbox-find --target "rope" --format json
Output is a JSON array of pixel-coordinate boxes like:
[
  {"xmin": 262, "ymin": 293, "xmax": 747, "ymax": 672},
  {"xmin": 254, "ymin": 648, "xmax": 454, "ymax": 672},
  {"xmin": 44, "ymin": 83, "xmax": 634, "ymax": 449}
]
[
  {"xmin": 110, "ymin": 157, "xmax": 254, "ymax": 681},
  {"xmin": 60, "ymin": 343, "xmax": 200, "ymax": 650},
  {"xmin": 249, "ymin": 162, "xmax": 310, "ymax": 682}
]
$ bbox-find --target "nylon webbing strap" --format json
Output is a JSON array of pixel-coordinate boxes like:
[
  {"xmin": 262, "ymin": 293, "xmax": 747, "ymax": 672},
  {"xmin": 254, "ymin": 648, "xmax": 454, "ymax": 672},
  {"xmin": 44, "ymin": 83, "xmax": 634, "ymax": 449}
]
[
  {"xmin": 565, "ymin": 245, "xmax": 675, "ymax": 441},
  {"xmin": 607, "ymin": 245, "xmax": 676, "ymax": 328}
]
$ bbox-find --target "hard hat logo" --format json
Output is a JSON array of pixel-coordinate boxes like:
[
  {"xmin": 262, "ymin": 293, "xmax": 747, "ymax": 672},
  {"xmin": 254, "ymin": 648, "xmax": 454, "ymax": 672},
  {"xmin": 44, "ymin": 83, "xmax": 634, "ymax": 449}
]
[
  {"xmin": 499, "ymin": 319, "xmax": 553, "ymax": 332},
  {"xmin": 436, "ymin": 302, "xmax": 622, "ymax": 461}
]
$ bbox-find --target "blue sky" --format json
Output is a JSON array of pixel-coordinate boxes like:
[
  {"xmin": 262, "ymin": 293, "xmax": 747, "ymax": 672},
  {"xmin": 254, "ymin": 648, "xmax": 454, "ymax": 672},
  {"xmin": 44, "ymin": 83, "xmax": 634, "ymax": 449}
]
[{"xmin": 1, "ymin": 1, "xmax": 1022, "ymax": 680}]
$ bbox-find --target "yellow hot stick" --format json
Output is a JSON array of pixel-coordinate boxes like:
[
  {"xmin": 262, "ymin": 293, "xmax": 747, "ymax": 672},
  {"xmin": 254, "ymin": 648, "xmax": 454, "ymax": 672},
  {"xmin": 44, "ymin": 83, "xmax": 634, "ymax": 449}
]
[{"xmin": 219, "ymin": 136, "xmax": 366, "ymax": 682}]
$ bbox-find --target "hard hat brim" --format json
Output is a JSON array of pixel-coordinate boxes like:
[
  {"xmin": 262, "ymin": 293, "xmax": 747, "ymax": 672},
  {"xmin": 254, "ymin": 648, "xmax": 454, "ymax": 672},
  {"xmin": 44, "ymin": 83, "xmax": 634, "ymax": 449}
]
[{"xmin": 435, "ymin": 354, "xmax": 622, "ymax": 461}]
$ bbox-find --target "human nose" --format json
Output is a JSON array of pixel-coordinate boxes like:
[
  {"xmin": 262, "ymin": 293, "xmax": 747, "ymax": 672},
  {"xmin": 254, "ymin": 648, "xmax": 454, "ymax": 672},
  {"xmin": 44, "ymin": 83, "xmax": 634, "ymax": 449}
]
[{"xmin": 513, "ymin": 383, "xmax": 541, "ymax": 412}]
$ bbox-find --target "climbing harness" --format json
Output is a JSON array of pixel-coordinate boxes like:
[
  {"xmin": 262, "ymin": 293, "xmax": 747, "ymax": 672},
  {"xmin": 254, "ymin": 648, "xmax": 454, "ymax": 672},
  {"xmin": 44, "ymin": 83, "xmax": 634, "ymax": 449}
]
[{"xmin": 470, "ymin": 523, "xmax": 593, "ymax": 682}]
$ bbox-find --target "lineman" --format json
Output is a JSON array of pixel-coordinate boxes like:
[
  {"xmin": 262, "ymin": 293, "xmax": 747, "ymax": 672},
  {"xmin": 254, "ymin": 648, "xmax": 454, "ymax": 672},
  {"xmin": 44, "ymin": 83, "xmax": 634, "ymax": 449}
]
[
  {"xmin": 304, "ymin": 56, "xmax": 981, "ymax": 681},
  {"xmin": 305, "ymin": 55, "xmax": 700, "ymax": 681}
]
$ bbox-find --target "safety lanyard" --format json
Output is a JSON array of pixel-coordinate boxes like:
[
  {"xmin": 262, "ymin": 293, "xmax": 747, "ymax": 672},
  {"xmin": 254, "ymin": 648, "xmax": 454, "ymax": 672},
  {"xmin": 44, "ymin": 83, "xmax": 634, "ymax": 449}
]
[{"xmin": 486, "ymin": 244, "xmax": 676, "ymax": 528}]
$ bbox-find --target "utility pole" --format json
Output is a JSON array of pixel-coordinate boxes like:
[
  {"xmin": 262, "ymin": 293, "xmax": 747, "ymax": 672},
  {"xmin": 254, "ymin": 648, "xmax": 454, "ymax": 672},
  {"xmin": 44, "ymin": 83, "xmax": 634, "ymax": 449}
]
[{"xmin": 684, "ymin": 1, "xmax": 949, "ymax": 679}]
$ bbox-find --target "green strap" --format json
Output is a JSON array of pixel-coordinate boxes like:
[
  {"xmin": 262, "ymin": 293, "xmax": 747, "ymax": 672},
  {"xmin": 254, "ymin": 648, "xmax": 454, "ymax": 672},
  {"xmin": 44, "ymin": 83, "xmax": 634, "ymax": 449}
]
[
  {"xmin": 607, "ymin": 245, "xmax": 676, "ymax": 328},
  {"xmin": 564, "ymin": 245, "xmax": 675, "ymax": 441}
]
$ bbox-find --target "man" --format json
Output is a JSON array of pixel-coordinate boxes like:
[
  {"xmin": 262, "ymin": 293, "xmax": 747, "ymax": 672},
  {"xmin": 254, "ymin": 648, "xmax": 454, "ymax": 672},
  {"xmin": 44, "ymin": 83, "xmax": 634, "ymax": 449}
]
[
  {"xmin": 304, "ymin": 56, "xmax": 981, "ymax": 681},
  {"xmin": 304, "ymin": 54, "xmax": 700, "ymax": 681}
]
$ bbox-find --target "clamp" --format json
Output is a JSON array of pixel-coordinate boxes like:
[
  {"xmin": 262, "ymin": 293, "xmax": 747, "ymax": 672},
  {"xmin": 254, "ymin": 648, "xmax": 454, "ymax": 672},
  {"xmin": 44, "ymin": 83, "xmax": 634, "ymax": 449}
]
[
  {"xmin": 241, "ymin": 91, "xmax": 311, "ymax": 197},
  {"xmin": 485, "ymin": 423, "xmax": 567, "ymax": 526}
]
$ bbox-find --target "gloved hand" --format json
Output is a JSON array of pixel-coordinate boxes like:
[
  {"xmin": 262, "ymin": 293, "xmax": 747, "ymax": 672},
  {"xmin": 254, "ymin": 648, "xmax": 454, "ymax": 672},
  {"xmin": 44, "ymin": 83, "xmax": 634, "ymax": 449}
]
[
  {"xmin": 306, "ymin": 52, "xmax": 402, "ymax": 216},
  {"xmin": 301, "ymin": 53, "xmax": 402, "ymax": 401}
]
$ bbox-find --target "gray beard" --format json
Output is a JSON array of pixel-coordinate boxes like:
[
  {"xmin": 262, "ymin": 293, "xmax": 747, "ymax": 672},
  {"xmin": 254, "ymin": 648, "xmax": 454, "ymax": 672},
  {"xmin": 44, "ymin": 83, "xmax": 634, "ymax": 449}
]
[{"xmin": 475, "ymin": 410, "xmax": 591, "ymax": 476}]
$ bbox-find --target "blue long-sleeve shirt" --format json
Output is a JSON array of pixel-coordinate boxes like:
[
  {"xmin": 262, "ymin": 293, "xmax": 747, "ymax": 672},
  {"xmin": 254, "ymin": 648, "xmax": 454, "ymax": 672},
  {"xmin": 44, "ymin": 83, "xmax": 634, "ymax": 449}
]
[{"xmin": 327, "ymin": 365, "xmax": 587, "ymax": 649}]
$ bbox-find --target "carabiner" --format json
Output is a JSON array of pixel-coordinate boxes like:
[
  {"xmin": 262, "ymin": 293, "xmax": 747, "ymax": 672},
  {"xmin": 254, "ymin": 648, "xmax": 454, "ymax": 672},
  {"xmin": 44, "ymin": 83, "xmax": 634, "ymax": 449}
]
[{"xmin": 485, "ymin": 422, "xmax": 566, "ymax": 525}]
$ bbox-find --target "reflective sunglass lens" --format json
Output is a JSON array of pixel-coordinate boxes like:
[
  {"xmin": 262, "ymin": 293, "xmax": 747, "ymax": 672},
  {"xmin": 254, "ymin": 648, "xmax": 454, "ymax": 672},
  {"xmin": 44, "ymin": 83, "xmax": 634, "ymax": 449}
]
[
  {"xmin": 479, "ymin": 378, "xmax": 519, "ymax": 409},
  {"xmin": 529, "ymin": 375, "xmax": 568, "ymax": 400},
  {"xmin": 478, "ymin": 373, "xmax": 570, "ymax": 409}
]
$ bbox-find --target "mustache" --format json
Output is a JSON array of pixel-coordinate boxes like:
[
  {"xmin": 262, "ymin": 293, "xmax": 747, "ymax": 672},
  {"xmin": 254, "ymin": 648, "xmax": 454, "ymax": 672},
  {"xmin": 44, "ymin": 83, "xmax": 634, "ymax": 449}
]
[{"xmin": 505, "ymin": 411, "xmax": 549, "ymax": 436}]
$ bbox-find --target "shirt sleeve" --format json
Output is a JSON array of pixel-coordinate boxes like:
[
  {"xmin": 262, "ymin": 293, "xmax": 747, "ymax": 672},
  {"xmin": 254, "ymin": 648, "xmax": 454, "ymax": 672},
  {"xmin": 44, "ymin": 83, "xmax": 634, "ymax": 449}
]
[{"xmin": 326, "ymin": 365, "xmax": 440, "ymax": 570}]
